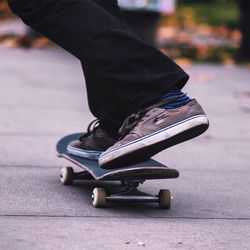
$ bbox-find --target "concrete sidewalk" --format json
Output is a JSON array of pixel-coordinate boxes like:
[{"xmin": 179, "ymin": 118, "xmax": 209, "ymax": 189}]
[{"xmin": 0, "ymin": 47, "xmax": 250, "ymax": 249}]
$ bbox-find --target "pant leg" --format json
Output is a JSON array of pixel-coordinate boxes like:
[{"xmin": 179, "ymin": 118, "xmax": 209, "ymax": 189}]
[
  {"xmin": 80, "ymin": 0, "xmax": 128, "ymax": 133},
  {"xmin": 7, "ymin": 0, "xmax": 189, "ymax": 133},
  {"xmin": 93, "ymin": 0, "xmax": 124, "ymax": 21}
]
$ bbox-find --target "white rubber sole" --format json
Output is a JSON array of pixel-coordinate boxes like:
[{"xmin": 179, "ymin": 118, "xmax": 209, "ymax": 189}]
[
  {"xmin": 67, "ymin": 145, "xmax": 102, "ymax": 160},
  {"xmin": 99, "ymin": 115, "xmax": 209, "ymax": 166}
]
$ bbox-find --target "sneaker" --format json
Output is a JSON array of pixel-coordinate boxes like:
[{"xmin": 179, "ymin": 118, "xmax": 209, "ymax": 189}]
[
  {"xmin": 99, "ymin": 99, "xmax": 209, "ymax": 168},
  {"xmin": 67, "ymin": 120, "xmax": 118, "ymax": 160}
]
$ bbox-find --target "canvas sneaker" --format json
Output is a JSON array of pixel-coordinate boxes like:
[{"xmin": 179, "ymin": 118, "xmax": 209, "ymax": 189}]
[
  {"xmin": 67, "ymin": 120, "xmax": 118, "ymax": 160},
  {"xmin": 99, "ymin": 99, "xmax": 209, "ymax": 168}
]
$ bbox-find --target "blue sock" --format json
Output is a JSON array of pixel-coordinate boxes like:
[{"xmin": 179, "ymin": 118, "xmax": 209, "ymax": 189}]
[{"xmin": 160, "ymin": 90, "xmax": 192, "ymax": 109}]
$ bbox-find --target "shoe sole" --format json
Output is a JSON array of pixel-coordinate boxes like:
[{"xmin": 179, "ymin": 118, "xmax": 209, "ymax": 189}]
[
  {"xmin": 67, "ymin": 145, "xmax": 102, "ymax": 160},
  {"xmin": 99, "ymin": 115, "xmax": 209, "ymax": 168}
]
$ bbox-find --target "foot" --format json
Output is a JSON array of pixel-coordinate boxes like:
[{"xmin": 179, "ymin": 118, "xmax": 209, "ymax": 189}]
[
  {"xmin": 99, "ymin": 99, "xmax": 209, "ymax": 168},
  {"xmin": 67, "ymin": 120, "xmax": 118, "ymax": 160}
]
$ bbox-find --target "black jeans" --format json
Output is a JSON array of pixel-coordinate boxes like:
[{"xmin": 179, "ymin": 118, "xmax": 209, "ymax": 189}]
[{"xmin": 7, "ymin": 0, "xmax": 189, "ymax": 134}]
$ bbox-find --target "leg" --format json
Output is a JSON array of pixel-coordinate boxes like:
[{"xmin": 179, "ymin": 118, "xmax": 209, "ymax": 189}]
[
  {"xmin": 7, "ymin": 0, "xmax": 188, "ymax": 132},
  {"xmin": 7, "ymin": 0, "xmax": 208, "ymax": 166},
  {"xmin": 79, "ymin": 0, "xmax": 126, "ymax": 133}
]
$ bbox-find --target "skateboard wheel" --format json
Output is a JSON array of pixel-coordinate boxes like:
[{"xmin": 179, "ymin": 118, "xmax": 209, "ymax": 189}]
[
  {"xmin": 92, "ymin": 188, "xmax": 106, "ymax": 208},
  {"xmin": 60, "ymin": 167, "xmax": 74, "ymax": 185},
  {"xmin": 159, "ymin": 189, "xmax": 171, "ymax": 209}
]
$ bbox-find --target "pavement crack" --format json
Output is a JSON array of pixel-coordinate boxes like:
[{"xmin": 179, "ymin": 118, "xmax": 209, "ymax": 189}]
[{"xmin": 1, "ymin": 214, "xmax": 250, "ymax": 221}]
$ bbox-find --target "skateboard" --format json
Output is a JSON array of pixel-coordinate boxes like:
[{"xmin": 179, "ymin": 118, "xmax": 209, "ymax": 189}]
[{"xmin": 56, "ymin": 133, "xmax": 179, "ymax": 209}]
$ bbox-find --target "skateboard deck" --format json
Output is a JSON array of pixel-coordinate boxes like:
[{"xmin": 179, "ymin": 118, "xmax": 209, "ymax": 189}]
[
  {"xmin": 56, "ymin": 133, "xmax": 179, "ymax": 181},
  {"xmin": 56, "ymin": 133, "xmax": 179, "ymax": 209}
]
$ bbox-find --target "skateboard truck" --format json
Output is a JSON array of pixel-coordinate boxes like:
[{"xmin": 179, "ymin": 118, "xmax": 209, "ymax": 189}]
[
  {"xmin": 60, "ymin": 167, "xmax": 172, "ymax": 209},
  {"xmin": 92, "ymin": 180, "xmax": 172, "ymax": 209}
]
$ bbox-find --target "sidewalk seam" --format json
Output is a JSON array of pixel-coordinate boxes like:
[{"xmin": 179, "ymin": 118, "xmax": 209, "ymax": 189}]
[{"xmin": 1, "ymin": 215, "xmax": 250, "ymax": 220}]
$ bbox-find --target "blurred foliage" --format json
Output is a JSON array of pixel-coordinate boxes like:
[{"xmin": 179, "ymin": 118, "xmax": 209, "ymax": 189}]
[
  {"xmin": 0, "ymin": 0, "xmax": 12, "ymax": 19},
  {"xmin": 160, "ymin": 44, "xmax": 238, "ymax": 64},
  {"xmin": 177, "ymin": 1, "xmax": 239, "ymax": 29},
  {"xmin": 157, "ymin": 0, "xmax": 241, "ymax": 63},
  {"xmin": 0, "ymin": 0, "xmax": 247, "ymax": 63}
]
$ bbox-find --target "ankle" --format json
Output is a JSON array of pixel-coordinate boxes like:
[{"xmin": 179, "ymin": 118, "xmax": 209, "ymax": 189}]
[
  {"xmin": 160, "ymin": 89, "xmax": 192, "ymax": 109},
  {"xmin": 99, "ymin": 121, "xmax": 120, "ymax": 140}
]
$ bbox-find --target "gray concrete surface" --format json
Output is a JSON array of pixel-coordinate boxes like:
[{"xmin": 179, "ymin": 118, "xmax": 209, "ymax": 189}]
[{"xmin": 0, "ymin": 47, "xmax": 250, "ymax": 249}]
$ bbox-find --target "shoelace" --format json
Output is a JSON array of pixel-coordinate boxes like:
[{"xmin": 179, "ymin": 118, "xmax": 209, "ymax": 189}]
[
  {"xmin": 80, "ymin": 119, "xmax": 100, "ymax": 140},
  {"xmin": 118, "ymin": 96, "xmax": 178, "ymax": 139}
]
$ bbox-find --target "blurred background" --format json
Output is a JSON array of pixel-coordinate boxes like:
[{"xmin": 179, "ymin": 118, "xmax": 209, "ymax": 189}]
[
  {"xmin": 1, "ymin": 2, "xmax": 250, "ymax": 242},
  {"xmin": 0, "ymin": 0, "xmax": 249, "ymax": 64}
]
